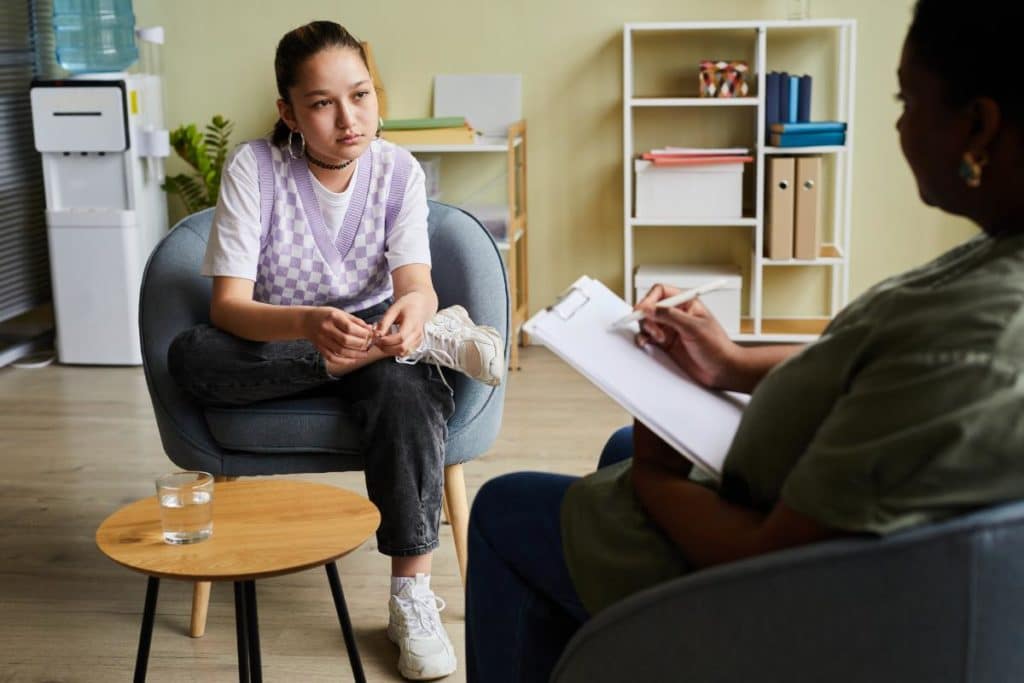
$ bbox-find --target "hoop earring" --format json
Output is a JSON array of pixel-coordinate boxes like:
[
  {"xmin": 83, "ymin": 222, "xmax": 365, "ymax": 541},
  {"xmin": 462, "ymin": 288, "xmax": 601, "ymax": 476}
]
[
  {"xmin": 288, "ymin": 129, "xmax": 306, "ymax": 160},
  {"xmin": 376, "ymin": 116, "xmax": 384, "ymax": 138},
  {"xmin": 959, "ymin": 151, "xmax": 988, "ymax": 188}
]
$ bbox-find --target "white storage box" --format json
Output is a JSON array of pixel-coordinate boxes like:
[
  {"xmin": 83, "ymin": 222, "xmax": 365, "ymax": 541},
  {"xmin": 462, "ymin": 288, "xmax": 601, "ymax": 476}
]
[
  {"xmin": 635, "ymin": 159, "xmax": 744, "ymax": 219},
  {"xmin": 634, "ymin": 264, "xmax": 742, "ymax": 335}
]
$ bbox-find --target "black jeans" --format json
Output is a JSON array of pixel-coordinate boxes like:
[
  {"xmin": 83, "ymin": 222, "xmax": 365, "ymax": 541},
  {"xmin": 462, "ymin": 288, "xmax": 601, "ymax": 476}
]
[{"xmin": 167, "ymin": 300, "xmax": 455, "ymax": 556}]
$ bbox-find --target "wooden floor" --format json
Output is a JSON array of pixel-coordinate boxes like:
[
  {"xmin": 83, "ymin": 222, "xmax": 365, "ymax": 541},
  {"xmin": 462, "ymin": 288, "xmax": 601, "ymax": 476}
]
[{"xmin": 0, "ymin": 347, "xmax": 628, "ymax": 682}]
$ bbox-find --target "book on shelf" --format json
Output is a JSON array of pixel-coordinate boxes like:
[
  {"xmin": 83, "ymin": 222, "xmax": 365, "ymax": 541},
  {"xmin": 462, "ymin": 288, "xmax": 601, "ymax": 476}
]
[
  {"xmin": 381, "ymin": 124, "xmax": 477, "ymax": 145},
  {"xmin": 798, "ymin": 74, "xmax": 812, "ymax": 122},
  {"xmin": 769, "ymin": 131, "xmax": 846, "ymax": 148},
  {"xmin": 381, "ymin": 116, "xmax": 467, "ymax": 131},
  {"xmin": 643, "ymin": 154, "xmax": 753, "ymax": 166},
  {"xmin": 765, "ymin": 72, "xmax": 813, "ymax": 130},
  {"xmin": 641, "ymin": 147, "xmax": 752, "ymax": 167},
  {"xmin": 765, "ymin": 73, "xmax": 781, "ymax": 130},
  {"xmin": 778, "ymin": 72, "xmax": 790, "ymax": 126},
  {"xmin": 650, "ymin": 146, "xmax": 750, "ymax": 156},
  {"xmin": 788, "ymin": 75, "xmax": 799, "ymax": 123},
  {"xmin": 770, "ymin": 121, "xmax": 846, "ymax": 134}
]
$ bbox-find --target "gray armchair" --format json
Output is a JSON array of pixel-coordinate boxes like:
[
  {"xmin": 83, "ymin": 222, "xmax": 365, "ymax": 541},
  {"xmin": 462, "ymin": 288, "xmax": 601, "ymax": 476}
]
[
  {"xmin": 552, "ymin": 499, "xmax": 1024, "ymax": 682},
  {"xmin": 140, "ymin": 200, "xmax": 509, "ymax": 635}
]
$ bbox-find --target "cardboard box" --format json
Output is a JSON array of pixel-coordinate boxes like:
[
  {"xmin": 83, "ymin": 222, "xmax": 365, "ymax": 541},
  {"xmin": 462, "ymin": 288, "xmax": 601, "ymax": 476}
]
[
  {"xmin": 635, "ymin": 159, "xmax": 744, "ymax": 219},
  {"xmin": 634, "ymin": 264, "xmax": 742, "ymax": 335}
]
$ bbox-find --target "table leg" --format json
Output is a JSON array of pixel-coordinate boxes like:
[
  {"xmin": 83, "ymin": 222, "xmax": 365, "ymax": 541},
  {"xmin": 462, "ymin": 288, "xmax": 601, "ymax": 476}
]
[
  {"xmin": 244, "ymin": 581, "xmax": 263, "ymax": 683},
  {"xmin": 325, "ymin": 562, "xmax": 367, "ymax": 683},
  {"xmin": 133, "ymin": 576, "xmax": 160, "ymax": 683},
  {"xmin": 233, "ymin": 582, "xmax": 250, "ymax": 683}
]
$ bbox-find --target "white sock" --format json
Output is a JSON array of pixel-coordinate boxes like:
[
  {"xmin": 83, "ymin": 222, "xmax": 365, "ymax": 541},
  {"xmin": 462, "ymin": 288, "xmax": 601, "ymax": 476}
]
[{"xmin": 391, "ymin": 573, "xmax": 430, "ymax": 595}]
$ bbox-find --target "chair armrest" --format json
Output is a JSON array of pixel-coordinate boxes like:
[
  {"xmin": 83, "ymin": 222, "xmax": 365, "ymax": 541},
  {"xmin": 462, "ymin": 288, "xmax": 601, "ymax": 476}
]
[
  {"xmin": 427, "ymin": 201, "xmax": 510, "ymax": 464},
  {"xmin": 553, "ymin": 504, "xmax": 1024, "ymax": 683}
]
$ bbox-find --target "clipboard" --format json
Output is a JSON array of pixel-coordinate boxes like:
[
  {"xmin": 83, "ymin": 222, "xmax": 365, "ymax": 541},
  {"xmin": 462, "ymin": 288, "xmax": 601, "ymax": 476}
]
[{"xmin": 523, "ymin": 275, "xmax": 748, "ymax": 480}]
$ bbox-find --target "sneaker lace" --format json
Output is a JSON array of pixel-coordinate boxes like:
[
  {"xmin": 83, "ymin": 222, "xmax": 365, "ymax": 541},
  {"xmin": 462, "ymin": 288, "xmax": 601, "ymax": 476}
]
[
  {"xmin": 396, "ymin": 322, "xmax": 460, "ymax": 392},
  {"xmin": 403, "ymin": 592, "xmax": 448, "ymax": 640}
]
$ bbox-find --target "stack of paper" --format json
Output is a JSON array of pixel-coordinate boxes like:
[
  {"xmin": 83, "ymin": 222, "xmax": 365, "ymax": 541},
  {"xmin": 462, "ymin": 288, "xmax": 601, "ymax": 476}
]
[{"xmin": 381, "ymin": 117, "xmax": 476, "ymax": 145}]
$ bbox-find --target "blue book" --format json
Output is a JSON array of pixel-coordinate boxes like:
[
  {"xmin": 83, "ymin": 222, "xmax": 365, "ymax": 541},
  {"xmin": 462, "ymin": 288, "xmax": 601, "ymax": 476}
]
[
  {"xmin": 788, "ymin": 75, "xmax": 799, "ymax": 123},
  {"xmin": 765, "ymin": 72, "xmax": 781, "ymax": 131},
  {"xmin": 770, "ymin": 131, "xmax": 846, "ymax": 147},
  {"xmin": 798, "ymin": 75, "xmax": 812, "ymax": 122},
  {"xmin": 778, "ymin": 72, "xmax": 790, "ymax": 128},
  {"xmin": 770, "ymin": 121, "xmax": 847, "ymax": 134}
]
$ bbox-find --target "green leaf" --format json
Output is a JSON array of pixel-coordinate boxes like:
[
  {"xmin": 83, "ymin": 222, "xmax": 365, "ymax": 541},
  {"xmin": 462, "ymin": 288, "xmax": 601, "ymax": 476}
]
[{"xmin": 163, "ymin": 114, "xmax": 234, "ymax": 213}]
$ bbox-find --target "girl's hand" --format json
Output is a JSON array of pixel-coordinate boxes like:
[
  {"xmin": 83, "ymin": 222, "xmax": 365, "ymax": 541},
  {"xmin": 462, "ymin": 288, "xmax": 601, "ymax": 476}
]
[
  {"xmin": 302, "ymin": 307, "xmax": 374, "ymax": 365},
  {"xmin": 373, "ymin": 292, "xmax": 434, "ymax": 357}
]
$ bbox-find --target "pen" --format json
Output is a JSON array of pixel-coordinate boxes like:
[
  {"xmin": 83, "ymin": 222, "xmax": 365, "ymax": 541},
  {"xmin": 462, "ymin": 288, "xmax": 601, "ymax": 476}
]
[{"xmin": 609, "ymin": 278, "xmax": 733, "ymax": 330}]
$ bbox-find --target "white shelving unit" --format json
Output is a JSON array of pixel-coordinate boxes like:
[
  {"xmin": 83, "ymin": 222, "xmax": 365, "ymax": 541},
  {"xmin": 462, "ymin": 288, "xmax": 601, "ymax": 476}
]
[
  {"xmin": 400, "ymin": 121, "xmax": 529, "ymax": 367},
  {"xmin": 623, "ymin": 19, "xmax": 856, "ymax": 342}
]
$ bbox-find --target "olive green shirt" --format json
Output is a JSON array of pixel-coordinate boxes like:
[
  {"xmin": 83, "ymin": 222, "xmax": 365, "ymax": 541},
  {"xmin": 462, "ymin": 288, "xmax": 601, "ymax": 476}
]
[{"xmin": 562, "ymin": 231, "xmax": 1024, "ymax": 614}]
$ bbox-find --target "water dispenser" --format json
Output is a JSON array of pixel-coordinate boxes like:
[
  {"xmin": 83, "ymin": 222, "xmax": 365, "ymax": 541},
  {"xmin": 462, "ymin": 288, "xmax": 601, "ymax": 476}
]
[{"xmin": 30, "ymin": 6, "xmax": 170, "ymax": 365}]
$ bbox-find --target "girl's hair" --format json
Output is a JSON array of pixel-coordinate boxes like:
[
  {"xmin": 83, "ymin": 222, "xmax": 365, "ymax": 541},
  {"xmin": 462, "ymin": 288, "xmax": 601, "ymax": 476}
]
[
  {"xmin": 907, "ymin": 0, "xmax": 1023, "ymax": 126},
  {"xmin": 271, "ymin": 21, "xmax": 370, "ymax": 146}
]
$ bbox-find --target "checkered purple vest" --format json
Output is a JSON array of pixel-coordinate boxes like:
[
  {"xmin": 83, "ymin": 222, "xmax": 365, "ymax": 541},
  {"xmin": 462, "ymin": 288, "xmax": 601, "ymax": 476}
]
[{"xmin": 248, "ymin": 138, "xmax": 412, "ymax": 311}]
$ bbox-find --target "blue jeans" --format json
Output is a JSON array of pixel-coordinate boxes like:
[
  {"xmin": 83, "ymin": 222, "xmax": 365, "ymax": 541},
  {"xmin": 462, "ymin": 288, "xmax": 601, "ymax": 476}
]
[
  {"xmin": 466, "ymin": 426, "xmax": 634, "ymax": 683},
  {"xmin": 166, "ymin": 299, "xmax": 455, "ymax": 557}
]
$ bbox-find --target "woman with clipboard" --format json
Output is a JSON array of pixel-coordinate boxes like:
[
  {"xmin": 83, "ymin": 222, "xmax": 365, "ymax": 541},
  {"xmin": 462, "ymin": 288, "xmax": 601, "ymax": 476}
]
[{"xmin": 466, "ymin": 2, "xmax": 1024, "ymax": 680}]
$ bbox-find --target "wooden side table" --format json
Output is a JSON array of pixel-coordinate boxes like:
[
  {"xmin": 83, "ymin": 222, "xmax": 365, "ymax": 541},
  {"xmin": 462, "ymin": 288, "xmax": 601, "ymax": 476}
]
[{"xmin": 96, "ymin": 479, "xmax": 380, "ymax": 682}]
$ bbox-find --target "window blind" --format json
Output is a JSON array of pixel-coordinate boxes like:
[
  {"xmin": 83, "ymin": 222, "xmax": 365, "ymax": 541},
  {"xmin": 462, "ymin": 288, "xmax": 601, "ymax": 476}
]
[{"xmin": 0, "ymin": 0, "xmax": 53, "ymax": 323}]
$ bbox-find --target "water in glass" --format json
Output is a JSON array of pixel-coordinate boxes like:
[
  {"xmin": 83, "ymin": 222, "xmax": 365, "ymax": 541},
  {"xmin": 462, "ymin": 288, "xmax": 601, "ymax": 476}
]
[{"xmin": 156, "ymin": 471, "xmax": 213, "ymax": 544}]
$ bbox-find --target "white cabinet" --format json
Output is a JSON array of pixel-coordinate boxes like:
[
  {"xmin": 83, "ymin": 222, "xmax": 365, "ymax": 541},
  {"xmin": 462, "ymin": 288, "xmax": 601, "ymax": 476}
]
[{"xmin": 623, "ymin": 19, "xmax": 856, "ymax": 341}]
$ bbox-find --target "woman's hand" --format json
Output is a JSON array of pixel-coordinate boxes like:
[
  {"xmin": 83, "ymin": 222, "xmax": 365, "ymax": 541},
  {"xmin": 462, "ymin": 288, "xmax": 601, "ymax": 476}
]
[
  {"xmin": 374, "ymin": 291, "xmax": 435, "ymax": 357},
  {"xmin": 634, "ymin": 283, "xmax": 742, "ymax": 390},
  {"xmin": 301, "ymin": 306, "xmax": 375, "ymax": 366}
]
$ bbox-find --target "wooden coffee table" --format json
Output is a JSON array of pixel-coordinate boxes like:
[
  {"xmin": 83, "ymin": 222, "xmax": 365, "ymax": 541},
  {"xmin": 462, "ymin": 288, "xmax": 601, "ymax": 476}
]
[{"xmin": 96, "ymin": 479, "xmax": 380, "ymax": 683}]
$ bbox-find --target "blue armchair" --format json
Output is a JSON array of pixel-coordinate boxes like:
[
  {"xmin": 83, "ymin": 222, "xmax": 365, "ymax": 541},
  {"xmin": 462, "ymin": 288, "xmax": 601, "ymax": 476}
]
[
  {"xmin": 552, "ymin": 499, "xmax": 1024, "ymax": 682},
  {"xmin": 140, "ymin": 200, "xmax": 509, "ymax": 636}
]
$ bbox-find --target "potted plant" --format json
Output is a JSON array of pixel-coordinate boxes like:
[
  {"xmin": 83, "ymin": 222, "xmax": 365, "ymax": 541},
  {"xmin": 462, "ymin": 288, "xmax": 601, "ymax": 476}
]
[{"xmin": 162, "ymin": 114, "xmax": 233, "ymax": 214}]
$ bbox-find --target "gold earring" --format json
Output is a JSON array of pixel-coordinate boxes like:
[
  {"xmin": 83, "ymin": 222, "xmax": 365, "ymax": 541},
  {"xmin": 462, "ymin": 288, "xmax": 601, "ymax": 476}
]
[
  {"xmin": 959, "ymin": 151, "xmax": 988, "ymax": 188},
  {"xmin": 376, "ymin": 116, "xmax": 384, "ymax": 138}
]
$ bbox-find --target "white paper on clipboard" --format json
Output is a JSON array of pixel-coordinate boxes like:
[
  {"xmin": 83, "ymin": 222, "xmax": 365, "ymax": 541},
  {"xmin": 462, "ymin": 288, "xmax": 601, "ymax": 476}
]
[{"xmin": 523, "ymin": 275, "xmax": 748, "ymax": 480}]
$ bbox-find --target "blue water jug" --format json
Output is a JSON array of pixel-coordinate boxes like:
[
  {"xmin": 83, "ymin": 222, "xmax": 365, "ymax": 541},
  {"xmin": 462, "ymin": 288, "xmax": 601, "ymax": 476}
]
[{"xmin": 53, "ymin": 0, "xmax": 138, "ymax": 74}]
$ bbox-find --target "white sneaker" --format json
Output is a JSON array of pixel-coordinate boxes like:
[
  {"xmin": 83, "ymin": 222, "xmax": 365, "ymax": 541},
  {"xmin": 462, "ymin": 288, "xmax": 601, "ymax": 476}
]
[
  {"xmin": 399, "ymin": 305, "xmax": 504, "ymax": 386},
  {"xmin": 387, "ymin": 574, "xmax": 457, "ymax": 680}
]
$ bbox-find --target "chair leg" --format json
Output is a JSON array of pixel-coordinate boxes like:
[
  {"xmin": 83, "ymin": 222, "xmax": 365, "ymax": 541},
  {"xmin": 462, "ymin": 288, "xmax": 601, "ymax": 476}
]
[
  {"xmin": 189, "ymin": 475, "xmax": 237, "ymax": 638},
  {"xmin": 190, "ymin": 581, "xmax": 212, "ymax": 638},
  {"xmin": 441, "ymin": 491, "xmax": 452, "ymax": 526},
  {"xmin": 443, "ymin": 464, "xmax": 469, "ymax": 585}
]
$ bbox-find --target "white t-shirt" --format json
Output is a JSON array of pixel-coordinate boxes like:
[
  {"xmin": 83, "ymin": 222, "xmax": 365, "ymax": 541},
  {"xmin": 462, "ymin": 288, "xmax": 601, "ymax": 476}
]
[{"xmin": 201, "ymin": 143, "xmax": 431, "ymax": 280}]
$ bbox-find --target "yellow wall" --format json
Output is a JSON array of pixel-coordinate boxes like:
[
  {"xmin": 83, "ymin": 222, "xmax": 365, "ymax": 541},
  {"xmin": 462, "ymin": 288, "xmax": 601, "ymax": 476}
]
[{"xmin": 136, "ymin": 0, "xmax": 977, "ymax": 315}]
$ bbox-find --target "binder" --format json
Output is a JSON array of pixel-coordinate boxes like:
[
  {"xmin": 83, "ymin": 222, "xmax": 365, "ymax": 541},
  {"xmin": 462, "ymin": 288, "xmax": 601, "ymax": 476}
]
[
  {"xmin": 788, "ymin": 75, "xmax": 799, "ymax": 123},
  {"xmin": 770, "ymin": 121, "xmax": 846, "ymax": 134},
  {"xmin": 770, "ymin": 131, "xmax": 846, "ymax": 147},
  {"xmin": 523, "ymin": 276, "xmax": 748, "ymax": 479},
  {"xmin": 765, "ymin": 157, "xmax": 795, "ymax": 260},
  {"xmin": 794, "ymin": 156, "xmax": 822, "ymax": 260},
  {"xmin": 765, "ymin": 72, "xmax": 781, "ymax": 131},
  {"xmin": 797, "ymin": 74, "xmax": 812, "ymax": 122},
  {"xmin": 778, "ymin": 72, "xmax": 790, "ymax": 126}
]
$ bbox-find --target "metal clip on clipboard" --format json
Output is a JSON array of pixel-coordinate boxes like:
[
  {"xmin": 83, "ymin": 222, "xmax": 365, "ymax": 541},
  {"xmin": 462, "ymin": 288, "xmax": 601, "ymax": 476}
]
[{"xmin": 546, "ymin": 283, "xmax": 591, "ymax": 321}]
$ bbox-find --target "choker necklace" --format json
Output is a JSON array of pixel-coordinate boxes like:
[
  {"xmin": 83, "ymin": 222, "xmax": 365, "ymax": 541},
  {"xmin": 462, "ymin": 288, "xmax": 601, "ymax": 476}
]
[{"xmin": 305, "ymin": 150, "xmax": 354, "ymax": 171}]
